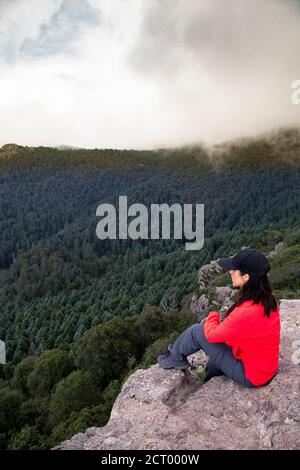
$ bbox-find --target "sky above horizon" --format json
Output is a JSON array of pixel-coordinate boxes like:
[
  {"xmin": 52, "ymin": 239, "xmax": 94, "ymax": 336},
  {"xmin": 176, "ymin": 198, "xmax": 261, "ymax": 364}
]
[{"xmin": 0, "ymin": 0, "xmax": 300, "ymax": 149}]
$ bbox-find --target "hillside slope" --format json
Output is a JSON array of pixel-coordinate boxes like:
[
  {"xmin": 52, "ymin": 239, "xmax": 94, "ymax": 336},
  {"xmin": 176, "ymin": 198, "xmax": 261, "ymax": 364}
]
[{"xmin": 0, "ymin": 128, "xmax": 299, "ymax": 364}]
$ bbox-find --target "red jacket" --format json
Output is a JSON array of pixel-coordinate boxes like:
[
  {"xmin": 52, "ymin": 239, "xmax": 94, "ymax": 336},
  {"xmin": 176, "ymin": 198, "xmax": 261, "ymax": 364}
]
[{"xmin": 204, "ymin": 299, "xmax": 280, "ymax": 386}]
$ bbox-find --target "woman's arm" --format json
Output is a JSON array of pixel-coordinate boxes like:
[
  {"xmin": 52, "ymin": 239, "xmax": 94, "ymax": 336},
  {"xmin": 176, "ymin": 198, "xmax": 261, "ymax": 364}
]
[{"xmin": 204, "ymin": 305, "xmax": 249, "ymax": 343}]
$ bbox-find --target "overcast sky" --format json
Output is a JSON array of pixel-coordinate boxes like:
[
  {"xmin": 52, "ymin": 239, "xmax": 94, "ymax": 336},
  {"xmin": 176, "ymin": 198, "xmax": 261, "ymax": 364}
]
[{"xmin": 0, "ymin": 0, "xmax": 300, "ymax": 149}]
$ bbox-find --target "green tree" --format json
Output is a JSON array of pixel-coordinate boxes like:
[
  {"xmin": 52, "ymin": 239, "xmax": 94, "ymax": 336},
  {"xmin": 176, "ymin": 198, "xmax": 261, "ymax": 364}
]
[
  {"xmin": 8, "ymin": 425, "xmax": 48, "ymax": 450},
  {"xmin": 48, "ymin": 370, "xmax": 101, "ymax": 426},
  {"xmin": 27, "ymin": 349, "xmax": 74, "ymax": 398},
  {"xmin": 18, "ymin": 397, "xmax": 49, "ymax": 431},
  {"xmin": 71, "ymin": 317, "xmax": 139, "ymax": 386},
  {"xmin": 13, "ymin": 356, "xmax": 37, "ymax": 396},
  {"xmin": 0, "ymin": 390, "xmax": 22, "ymax": 433}
]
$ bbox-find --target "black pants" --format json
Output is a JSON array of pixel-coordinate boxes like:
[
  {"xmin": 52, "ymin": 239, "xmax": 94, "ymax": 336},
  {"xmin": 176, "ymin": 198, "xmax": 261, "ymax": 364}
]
[{"xmin": 169, "ymin": 322, "xmax": 255, "ymax": 388}]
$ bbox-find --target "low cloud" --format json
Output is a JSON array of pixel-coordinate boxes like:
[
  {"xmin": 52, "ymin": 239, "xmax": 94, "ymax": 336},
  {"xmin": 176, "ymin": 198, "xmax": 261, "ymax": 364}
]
[
  {"xmin": 0, "ymin": 0, "xmax": 299, "ymax": 149},
  {"xmin": 129, "ymin": 0, "xmax": 300, "ymax": 145}
]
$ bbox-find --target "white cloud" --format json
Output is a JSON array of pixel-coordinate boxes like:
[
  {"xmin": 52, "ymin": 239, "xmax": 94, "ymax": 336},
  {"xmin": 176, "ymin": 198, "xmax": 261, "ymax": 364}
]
[
  {"xmin": 0, "ymin": 0, "xmax": 299, "ymax": 149},
  {"xmin": 0, "ymin": 0, "xmax": 64, "ymax": 61},
  {"xmin": 0, "ymin": 0, "xmax": 100, "ymax": 60}
]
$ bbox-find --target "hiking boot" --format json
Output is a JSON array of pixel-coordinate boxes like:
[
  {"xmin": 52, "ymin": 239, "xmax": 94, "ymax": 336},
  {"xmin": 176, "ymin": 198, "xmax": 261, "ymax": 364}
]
[{"xmin": 157, "ymin": 351, "xmax": 191, "ymax": 370}]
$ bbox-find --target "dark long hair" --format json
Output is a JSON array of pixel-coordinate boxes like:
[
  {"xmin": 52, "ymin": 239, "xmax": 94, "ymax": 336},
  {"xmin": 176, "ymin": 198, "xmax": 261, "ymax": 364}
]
[{"xmin": 225, "ymin": 271, "xmax": 279, "ymax": 318}]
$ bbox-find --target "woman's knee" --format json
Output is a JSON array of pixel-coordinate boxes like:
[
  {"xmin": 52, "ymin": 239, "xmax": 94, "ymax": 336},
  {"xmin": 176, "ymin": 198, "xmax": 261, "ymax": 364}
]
[
  {"xmin": 190, "ymin": 322, "xmax": 204, "ymax": 335},
  {"xmin": 190, "ymin": 322, "xmax": 205, "ymax": 346}
]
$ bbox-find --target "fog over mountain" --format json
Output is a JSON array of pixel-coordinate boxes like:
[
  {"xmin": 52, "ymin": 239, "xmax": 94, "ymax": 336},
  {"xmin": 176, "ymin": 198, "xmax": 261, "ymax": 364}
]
[{"xmin": 0, "ymin": 0, "xmax": 299, "ymax": 149}]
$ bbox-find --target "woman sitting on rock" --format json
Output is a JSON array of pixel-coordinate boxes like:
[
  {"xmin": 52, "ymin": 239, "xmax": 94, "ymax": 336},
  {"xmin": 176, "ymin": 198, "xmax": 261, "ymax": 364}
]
[{"xmin": 157, "ymin": 248, "xmax": 280, "ymax": 388}]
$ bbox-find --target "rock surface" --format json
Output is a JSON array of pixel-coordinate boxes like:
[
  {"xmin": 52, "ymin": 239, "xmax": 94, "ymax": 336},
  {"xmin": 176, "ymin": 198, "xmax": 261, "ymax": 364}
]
[
  {"xmin": 269, "ymin": 241, "xmax": 286, "ymax": 258},
  {"xmin": 55, "ymin": 300, "xmax": 300, "ymax": 450},
  {"xmin": 190, "ymin": 258, "xmax": 238, "ymax": 319}
]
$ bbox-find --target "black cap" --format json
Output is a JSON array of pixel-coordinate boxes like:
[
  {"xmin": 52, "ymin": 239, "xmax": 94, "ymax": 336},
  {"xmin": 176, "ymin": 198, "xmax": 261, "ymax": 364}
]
[{"xmin": 217, "ymin": 248, "xmax": 270, "ymax": 277}]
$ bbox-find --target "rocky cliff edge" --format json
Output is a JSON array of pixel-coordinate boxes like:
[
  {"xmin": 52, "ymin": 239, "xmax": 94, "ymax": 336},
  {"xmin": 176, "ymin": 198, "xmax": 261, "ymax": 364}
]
[{"xmin": 54, "ymin": 299, "xmax": 300, "ymax": 450}]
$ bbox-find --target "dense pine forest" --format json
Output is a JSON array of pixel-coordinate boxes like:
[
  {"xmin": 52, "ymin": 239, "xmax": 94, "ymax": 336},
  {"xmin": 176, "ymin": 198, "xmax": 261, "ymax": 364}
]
[{"xmin": 0, "ymin": 127, "xmax": 299, "ymax": 449}]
